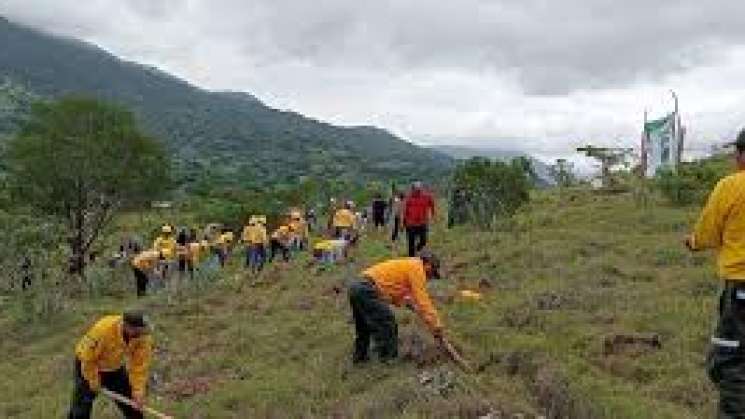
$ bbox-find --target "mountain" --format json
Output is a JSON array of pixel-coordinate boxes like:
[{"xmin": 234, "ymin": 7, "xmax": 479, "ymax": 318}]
[
  {"xmin": 0, "ymin": 17, "xmax": 453, "ymax": 188},
  {"xmin": 433, "ymin": 145, "xmax": 555, "ymax": 186}
]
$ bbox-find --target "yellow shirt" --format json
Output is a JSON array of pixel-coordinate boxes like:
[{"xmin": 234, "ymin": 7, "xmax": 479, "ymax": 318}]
[
  {"xmin": 153, "ymin": 236, "xmax": 177, "ymax": 260},
  {"xmin": 289, "ymin": 219, "xmax": 309, "ymax": 239},
  {"xmin": 691, "ymin": 171, "xmax": 745, "ymax": 279},
  {"xmin": 131, "ymin": 250, "xmax": 159, "ymax": 271},
  {"xmin": 363, "ymin": 258, "xmax": 442, "ymax": 332},
  {"xmin": 333, "ymin": 209, "xmax": 356, "ymax": 229},
  {"xmin": 75, "ymin": 315, "xmax": 153, "ymax": 399},
  {"xmin": 242, "ymin": 225, "xmax": 268, "ymax": 245}
]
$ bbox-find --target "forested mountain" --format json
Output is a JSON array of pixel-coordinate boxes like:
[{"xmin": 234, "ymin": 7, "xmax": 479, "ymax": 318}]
[{"xmin": 0, "ymin": 17, "xmax": 453, "ymax": 188}]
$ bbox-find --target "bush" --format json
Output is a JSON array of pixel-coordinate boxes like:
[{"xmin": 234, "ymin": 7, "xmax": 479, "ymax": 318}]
[
  {"xmin": 449, "ymin": 157, "xmax": 532, "ymax": 228},
  {"xmin": 655, "ymin": 156, "xmax": 730, "ymax": 205}
]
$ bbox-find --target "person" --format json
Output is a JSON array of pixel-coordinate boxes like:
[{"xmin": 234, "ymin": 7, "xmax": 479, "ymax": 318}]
[
  {"xmin": 243, "ymin": 216, "xmax": 268, "ymax": 273},
  {"xmin": 186, "ymin": 230, "xmax": 201, "ymax": 278},
  {"xmin": 176, "ymin": 228, "xmax": 188, "ymax": 273},
  {"xmin": 130, "ymin": 250, "xmax": 160, "ymax": 297},
  {"xmin": 152, "ymin": 225, "xmax": 177, "ymax": 280},
  {"xmin": 390, "ymin": 192, "xmax": 404, "ymax": 242},
  {"xmin": 686, "ymin": 129, "xmax": 745, "ymax": 417},
  {"xmin": 289, "ymin": 211, "xmax": 309, "ymax": 251},
  {"xmin": 270, "ymin": 225, "xmax": 292, "ymax": 263},
  {"xmin": 215, "ymin": 229, "xmax": 234, "ymax": 268},
  {"xmin": 372, "ymin": 193, "xmax": 388, "ymax": 231},
  {"xmin": 326, "ymin": 198, "xmax": 338, "ymax": 234},
  {"xmin": 68, "ymin": 311, "xmax": 153, "ymax": 419},
  {"xmin": 333, "ymin": 201, "xmax": 357, "ymax": 241},
  {"xmin": 348, "ymin": 251, "xmax": 444, "ymax": 363},
  {"xmin": 306, "ymin": 208, "xmax": 317, "ymax": 233},
  {"xmin": 403, "ymin": 182, "xmax": 435, "ymax": 257}
]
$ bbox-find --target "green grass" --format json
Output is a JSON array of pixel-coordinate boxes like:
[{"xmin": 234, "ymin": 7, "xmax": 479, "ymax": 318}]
[{"xmin": 0, "ymin": 188, "xmax": 719, "ymax": 417}]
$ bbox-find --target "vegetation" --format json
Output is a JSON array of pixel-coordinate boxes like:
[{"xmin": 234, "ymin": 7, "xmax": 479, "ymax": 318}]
[
  {"xmin": 655, "ymin": 155, "xmax": 730, "ymax": 205},
  {"xmin": 449, "ymin": 157, "xmax": 532, "ymax": 228},
  {"xmin": 4, "ymin": 97, "xmax": 169, "ymax": 277}
]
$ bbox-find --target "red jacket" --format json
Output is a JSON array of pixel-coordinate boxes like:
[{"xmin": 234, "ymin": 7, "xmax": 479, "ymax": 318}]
[{"xmin": 404, "ymin": 190, "xmax": 435, "ymax": 227}]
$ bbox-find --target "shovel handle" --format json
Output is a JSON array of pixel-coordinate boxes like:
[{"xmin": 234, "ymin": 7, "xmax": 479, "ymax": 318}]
[{"xmin": 101, "ymin": 388, "xmax": 174, "ymax": 419}]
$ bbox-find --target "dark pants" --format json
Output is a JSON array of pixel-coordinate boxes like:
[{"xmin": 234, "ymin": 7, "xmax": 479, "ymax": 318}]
[
  {"xmin": 708, "ymin": 281, "xmax": 745, "ymax": 418},
  {"xmin": 373, "ymin": 213, "xmax": 385, "ymax": 228},
  {"xmin": 406, "ymin": 225, "xmax": 428, "ymax": 257},
  {"xmin": 391, "ymin": 217, "xmax": 401, "ymax": 242},
  {"xmin": 178, "ymin": 256, "xmax": 187, "ymax": 273},
  {"xmin": 215, "ymin": 248, "xmax": 227, "ymax": 267},
  {"xmin": 133, "ymin": 268, "xmax": 148, "ymax": 297},
  {"xmin": 246, "ymin": 244, "xmax": 266, "ymax": 272},
  {"xmin": 270, "ymin": 240, "xmax": 289, "ymax": 262},
  {"xmin": 69, "ymin": 358, "xmax": 143, "ymax": 419},
  {"xmin": 348, "ymin": 279, "xmax": 398, "ymax": 362}
]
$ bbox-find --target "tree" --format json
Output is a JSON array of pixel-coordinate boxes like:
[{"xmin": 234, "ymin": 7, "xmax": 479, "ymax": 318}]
[
  {"xmin": 4, "ymin": 96, "xmax": 170, "ymax": 277},
  {"xmin": 449, "ymin": 157, "xmax": 531, "ymax": 228}
]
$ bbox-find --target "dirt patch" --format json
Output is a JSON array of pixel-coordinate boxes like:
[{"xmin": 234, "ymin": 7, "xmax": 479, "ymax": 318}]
[
  {"xmin": 163, "ymin": 375, "xmax": 221, "ymax": 400},
  {"xmin": 294, "ymin": 297, "xmax": 315, "ymax": 311},
  {"xmin": 603, "ymin": 332, "xmax": 661, "ymax": 357},
  {"xmin": 478, "ymin": 279, "xmax": 493, "ymax": 291},
  {"xmin": 400, "ymin": 331, "xmax": 446, "ymax": 367}
]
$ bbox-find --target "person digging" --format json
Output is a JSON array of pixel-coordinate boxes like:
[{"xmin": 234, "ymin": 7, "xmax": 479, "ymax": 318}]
[
  {"xmin": 68, "ymin": 311, "xmax": 153, "ymax": 419},
  {"xmin": 348, "ymin": 251, "xmax": 445, "ymax": 364}
]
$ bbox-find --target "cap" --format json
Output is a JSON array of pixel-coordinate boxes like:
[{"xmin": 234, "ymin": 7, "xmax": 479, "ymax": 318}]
[
  {"xmin": 161, "ymin": 225, "xmax": 173, "ymax": 234},
  {"xmin": 123, "ymin": 310, "xmax": 148, "ymax": 329},
  {"xmin": 419, "ymin": 250, "xmax": 441, "ymax": 279}
]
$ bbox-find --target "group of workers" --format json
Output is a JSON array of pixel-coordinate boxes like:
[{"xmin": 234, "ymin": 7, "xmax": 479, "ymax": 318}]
[{"xmin": 70, "ymin": 182, "xmax": 449, "ymax": 418}]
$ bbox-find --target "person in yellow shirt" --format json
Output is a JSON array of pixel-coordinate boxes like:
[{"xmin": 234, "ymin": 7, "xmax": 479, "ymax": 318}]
[
  {"xmin": 152, "ymin": 225, "xmax": 177, "ymax": 260},
  {"xmin": 186, "ymin": 229, "xmax": 202, "ymax": 278},
  {"xmin": 69, "ymin": 311, "xmax": 153, "ymax": 419},
  {"xmin": 289, "ymin": 212, "xmax": 309, "ymax": 251},
  {"xmin": 152, "ymin": 225, "xmax": 177, "ymax": 281},
  {"xmin": 130, "ymin": 250, "xmax": 161, "ymax": 297},
  {"xmin": 243, "ymin": 216, "xmax": 268, "ymax": 273},
  {"xmin": 349, "ymin": 251, "xmax": 444, "ymax": 363},
  {"xmin": 214, "ymin": 229, "xmax": 235, "ymax": 268},
  {"xmin": 333, "ymin": 202, "xmax": 357, "ymax": 241},
  {"xmin": 686, "ymin": 130, "xmax": 745, "ymax": 417}
]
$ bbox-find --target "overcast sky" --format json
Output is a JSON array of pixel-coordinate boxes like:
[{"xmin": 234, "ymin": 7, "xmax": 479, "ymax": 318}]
[{"xmin": 3, "ymin": 0, "xmax": 745, "ymax": 168}]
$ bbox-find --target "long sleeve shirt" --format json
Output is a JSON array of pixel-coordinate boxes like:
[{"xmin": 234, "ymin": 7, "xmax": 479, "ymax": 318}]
[
  {"xmin": 690, "ymin": 171, "xmax": 745, "ymax": 280},
  {"xmin": 363, "ymin": 258, "xmax": 443, "ymax": 333},
  {"xmin": 75, "ymin": 315, "xmax": 153, "ymax": 399}
]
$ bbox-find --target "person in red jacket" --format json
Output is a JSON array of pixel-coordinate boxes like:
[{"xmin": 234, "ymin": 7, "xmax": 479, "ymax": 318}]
[{"xmin": 403, "ymin": 181, "xmax": 435, "ymax": 257}]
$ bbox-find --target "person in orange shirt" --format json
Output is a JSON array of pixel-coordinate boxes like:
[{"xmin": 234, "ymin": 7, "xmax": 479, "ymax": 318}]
[
  {"xmin": 69, "ymin": 311, "xmax": 153, "ymax": 419},
  {"xmin": 349, "ymin": 251, "xmax": 444, "ymax": 363}
]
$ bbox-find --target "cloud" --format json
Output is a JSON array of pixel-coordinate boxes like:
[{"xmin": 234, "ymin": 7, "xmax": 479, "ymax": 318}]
[{"xmin": 3, "ymin": 0, "xmax": 745, "ymax": 164}]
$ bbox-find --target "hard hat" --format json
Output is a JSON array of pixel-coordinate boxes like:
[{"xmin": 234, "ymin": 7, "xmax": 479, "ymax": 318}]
[{"xmin": 161, "ymin": 225, "xmax": 173, "ymax": 234}]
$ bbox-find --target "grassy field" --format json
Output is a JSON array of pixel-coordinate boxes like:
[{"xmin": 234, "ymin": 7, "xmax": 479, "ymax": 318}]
[{"xmin": 0, "ymin": 188, "xmax": 719, "ymax": 418}]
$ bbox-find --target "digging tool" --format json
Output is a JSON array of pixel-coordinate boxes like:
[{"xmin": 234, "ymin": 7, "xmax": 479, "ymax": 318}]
[
  {"xmin": 438, "ymin": 335, "xmax": 474, "ymax": 373},
  {"xmin": 101, "ymin": 388, "xmax": 174, "ymax": 419}
]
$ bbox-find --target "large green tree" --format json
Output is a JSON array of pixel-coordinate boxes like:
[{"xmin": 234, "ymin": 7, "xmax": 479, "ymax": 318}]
[{"xmin": 4, "ymin": 96, "xmax": 169, "ymax": 277}]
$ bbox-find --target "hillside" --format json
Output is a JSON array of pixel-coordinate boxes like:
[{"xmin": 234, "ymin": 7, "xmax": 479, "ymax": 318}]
[
  {"xmin": 0, "ymin": 188, "xmax": 718, "ymax": 418},
  {"xmin": 0, "ymin": 17, "xmax": 453, "ymax": 187},
  {"xmin": 434, "ymin": 145, "xmax": 555, "ymax": 187}
]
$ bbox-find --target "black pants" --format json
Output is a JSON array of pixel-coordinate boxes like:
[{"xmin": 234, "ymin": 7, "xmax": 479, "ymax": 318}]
[
  {"xmin": 406, "ymin": 225, "xmax": 428, "ymax": 257},
  {"xmin": 178, "ymin": 256, "xmax": 187, "ymax": 272},
  {"xmin": 391, "ymin": 217, "xmax": 401, "ymax": 242},
  {"xmin": 270, "ymin": 240, "xmax": 289, "ymax": 262},
  {"xmin": 133, "ymin": 268, "xmax": 148, "ymax": 297},
  {"xmin": 373, "ymin": 213, "xmax": 385, "ymax": 227},
  {"xmin": 69, "ymin": 358, "xmax": 143, "ymax": 419},
  {"xmin": 708, "ymin": 281, "xmax": 745, "ymax": 418},
  {"xmin": 348, "ymin": 279, "xmax": 398, "ymax": 361}
]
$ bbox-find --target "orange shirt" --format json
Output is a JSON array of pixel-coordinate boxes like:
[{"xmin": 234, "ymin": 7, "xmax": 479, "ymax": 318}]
[{"xmin": 363, "ymin": 258, "xmax": 442, "ymax": 332}]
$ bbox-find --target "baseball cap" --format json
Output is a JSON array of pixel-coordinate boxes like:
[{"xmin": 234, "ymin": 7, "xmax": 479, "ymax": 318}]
[{"xmin": 123, "ymin": 310, "xmax": 148, "ymax": 329}]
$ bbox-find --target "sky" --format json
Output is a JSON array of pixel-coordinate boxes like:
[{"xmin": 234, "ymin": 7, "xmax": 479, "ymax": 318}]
[{"xmin": 3, "ymin": 0, "xmax": 745, "ymax": 170}]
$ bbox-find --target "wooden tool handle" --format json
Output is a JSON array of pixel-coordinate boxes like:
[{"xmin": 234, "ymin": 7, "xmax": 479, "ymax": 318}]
[{"xmin": 101, "ymin": 388, "xmax": 174, "ymax": 419}]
